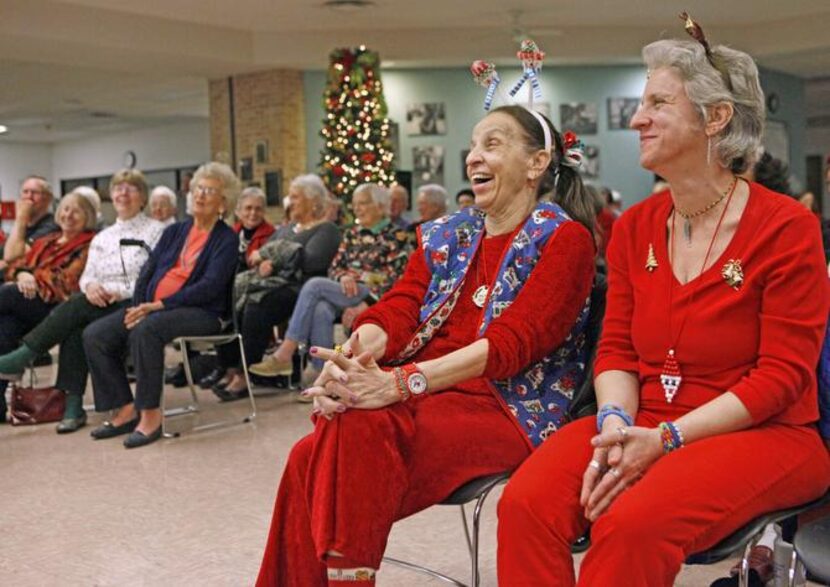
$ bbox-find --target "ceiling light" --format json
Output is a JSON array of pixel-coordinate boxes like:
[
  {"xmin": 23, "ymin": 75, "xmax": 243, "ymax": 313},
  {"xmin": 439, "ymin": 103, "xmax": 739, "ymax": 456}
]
[
  {"xmin": 323, "ymin": 0, "xmax": 375, "ymax": 12},
  {"xmin": 0, "ymin": 125, "xmax": 7, "ymax": 134}
]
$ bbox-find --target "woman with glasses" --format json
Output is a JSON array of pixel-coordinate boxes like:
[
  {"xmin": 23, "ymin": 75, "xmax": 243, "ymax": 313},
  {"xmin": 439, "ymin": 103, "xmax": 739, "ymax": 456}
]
[
  {"xmin": 0, "ymin": 192, "xmax": 97, "ymax": 422},
  {"xmin": 83, "ymin": 162, "xmax": 240, "ymax": 449},
  {"xmin": 0, "ymin": 170, "xmax": 163, "ymax": 432}
]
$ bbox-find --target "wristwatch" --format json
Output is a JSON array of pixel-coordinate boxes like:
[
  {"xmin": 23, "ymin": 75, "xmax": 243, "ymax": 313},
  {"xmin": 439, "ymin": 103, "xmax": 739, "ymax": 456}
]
[{"xmin": 394, "ymin": 363, "xmax": 428, "ymax": 401}]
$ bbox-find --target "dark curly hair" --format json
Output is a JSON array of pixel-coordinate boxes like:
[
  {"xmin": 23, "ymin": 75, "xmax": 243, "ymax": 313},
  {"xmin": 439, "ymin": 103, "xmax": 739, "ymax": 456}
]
[{"xmin": 752, "ymin": 151, "xmax": 791, "ymax": 196}]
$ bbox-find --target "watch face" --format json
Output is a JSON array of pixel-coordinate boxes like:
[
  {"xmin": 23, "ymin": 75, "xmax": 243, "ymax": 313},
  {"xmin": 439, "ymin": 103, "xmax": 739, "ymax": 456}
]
[{"xmin": 407, "ymin": 373, "xmax": 428, "ymax": 395}]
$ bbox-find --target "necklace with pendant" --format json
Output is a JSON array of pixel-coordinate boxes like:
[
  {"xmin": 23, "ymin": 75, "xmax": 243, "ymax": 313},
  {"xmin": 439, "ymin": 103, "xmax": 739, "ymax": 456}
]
[
  {"xmin": 662, "ymin": 177, "xmax": 739, "ymax": 403},
  {"xmin": 472, "ymin": 239, "xmax": 490, "ymax": 308},
  {"xmin": 674, "ymin": 176, "xmax": 737, "ymax": 246}
]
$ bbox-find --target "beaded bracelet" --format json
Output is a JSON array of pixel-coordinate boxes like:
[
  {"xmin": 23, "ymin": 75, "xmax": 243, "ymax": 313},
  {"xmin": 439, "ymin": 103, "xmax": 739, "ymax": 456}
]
[
  {"xmin": 392, "ymin": 367, "xmax": 411, "ymax": 402},
  {"xmin": 596, "ymin": 404, "xmax": 634, "ymax": 432},
  {"xmin": 658, "ymin": 421, "xmax": 685, "ymax": 454}
]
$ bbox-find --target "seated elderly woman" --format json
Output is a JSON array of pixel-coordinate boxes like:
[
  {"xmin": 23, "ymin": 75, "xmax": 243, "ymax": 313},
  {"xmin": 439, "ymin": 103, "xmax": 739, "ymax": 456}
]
[
  {"xmin": 233, "ymin": 187, "xmax": 275, "ymax": 270},
  {"xmin": 248, "ymin": 182, "xmax": 412, "ymax": 384},
  {"xmin": 255, "ymin": 105, "xmax": 597, "ymax": 585},
  {"xmin": 149, "ymin": 186, "xmax": 178, "ymax": 226},
  {"xmin": 0, "ymin": 171, "xmax": 163, "ymax": 432},
  {"xmin": 82, "ymin": 162, "xmax": 240, "ymax": 449},
  {"xmin": 210, "ymin": 175, "xmax": 340, "ymax": 401},
  {"xmin": 0, "ymin": 193, "xmax": 97, "ymax": 421},
  {"xmin": 496, "ymin": 31, "xmax": 830, "ymax": 586}
]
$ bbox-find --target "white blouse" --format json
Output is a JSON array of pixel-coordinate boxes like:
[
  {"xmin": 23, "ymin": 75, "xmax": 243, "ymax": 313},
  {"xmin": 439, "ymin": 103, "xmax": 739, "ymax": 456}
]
[{"xmin": 79, "ymin": 214, "xmax": 165, "ymax": 301}]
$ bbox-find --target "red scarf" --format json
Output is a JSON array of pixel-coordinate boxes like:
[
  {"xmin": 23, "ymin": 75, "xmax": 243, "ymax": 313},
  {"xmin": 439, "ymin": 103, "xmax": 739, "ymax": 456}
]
[{"xmin": 24, "ymin": 230, "xmax": 96, "ymax": 271}]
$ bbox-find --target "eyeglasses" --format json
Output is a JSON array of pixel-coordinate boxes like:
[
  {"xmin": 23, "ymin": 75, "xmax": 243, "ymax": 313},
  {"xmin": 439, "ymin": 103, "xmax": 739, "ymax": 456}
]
[
  {"xmin": 111, "ymin": 184, "xmax": 140, "ymax": 196},
  {"xmin": 194, "ymin": 185, "xmax": 222, "ymax": 197}
]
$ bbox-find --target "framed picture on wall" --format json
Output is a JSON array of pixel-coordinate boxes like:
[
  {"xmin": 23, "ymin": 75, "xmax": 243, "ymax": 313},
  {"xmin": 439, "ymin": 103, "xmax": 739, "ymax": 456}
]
[
  {"xmin": 560, "ymin": 103, "xmax": 598, "ymax": 135},
  {"xmin": 582, "ymin": 145, "xmax": 600, "ymax": 179},
  {"xmin": 255, "ymin": 140, "xmax": 269, "ymax": 164},
  {"xmin": 412, "ymin": 145, "xmax": 445, "ymax": 188},
  {"xmin": 264, "ymin": 170, "xmax": 282, "ymax": 206},
  {"xmin": 406, "ymin": 103, "xmax": 447, "ymax": 136},
  {"xmin": 608, "ymin": 97, "xmax": 640, "ymax": 130}
]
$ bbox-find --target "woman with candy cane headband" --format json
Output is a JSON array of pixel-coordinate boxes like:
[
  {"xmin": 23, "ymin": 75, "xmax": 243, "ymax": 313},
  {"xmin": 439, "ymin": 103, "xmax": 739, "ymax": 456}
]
[
  {"xmin": 498, "ymin": 14, "xmax": 830, "ymax": 585},
  {"xmin": 256, "ymin": 100, "xmax": 598, "ymax": 585}
]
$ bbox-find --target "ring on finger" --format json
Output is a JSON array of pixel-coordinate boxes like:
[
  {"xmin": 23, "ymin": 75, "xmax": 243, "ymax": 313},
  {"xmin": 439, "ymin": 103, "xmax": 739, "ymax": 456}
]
[
  {"xmin": 608, "ymin": 468, "xmax": 620, "ymax": 478},
  {"xmin": 589, "ymin": 459, "xmax": 602, "ymax": 471},
  {"xmin": 617, "ymin": 426, "xmax": 629, "ymax": 442},
  {"xmin": 333, "ymin": 344, "xmax": 344, "ymax": 355}
]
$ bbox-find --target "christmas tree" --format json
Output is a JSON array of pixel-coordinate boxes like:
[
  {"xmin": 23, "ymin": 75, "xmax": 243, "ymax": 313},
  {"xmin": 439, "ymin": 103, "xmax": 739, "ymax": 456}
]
[{"xmin": 319, "ymin": 46, "xmax": 396, "ymax": 202}]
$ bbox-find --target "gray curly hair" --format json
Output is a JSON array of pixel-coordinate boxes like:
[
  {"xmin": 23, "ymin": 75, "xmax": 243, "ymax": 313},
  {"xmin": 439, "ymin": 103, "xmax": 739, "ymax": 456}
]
[{"xmin": 642, "ymin": 39, "xmax": 765, "ymax": 174}]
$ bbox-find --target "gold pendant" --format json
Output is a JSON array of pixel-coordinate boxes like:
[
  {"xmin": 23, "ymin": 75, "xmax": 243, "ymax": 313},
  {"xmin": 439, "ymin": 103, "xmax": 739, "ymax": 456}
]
[
  {"xmin": 472, "ymin": 285, "xmax": 488, "ymax": 308},
  {"xmin": 645, "ymin": 243, "xmax": 658, "ymax": 272},
  {"xmin": 721, "ymin": 259, "xmax": 743, "ymax": 290}
]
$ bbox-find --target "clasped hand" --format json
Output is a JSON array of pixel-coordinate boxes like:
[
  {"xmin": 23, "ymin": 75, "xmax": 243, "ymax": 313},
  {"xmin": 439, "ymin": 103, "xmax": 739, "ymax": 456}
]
[
  {"xmin": 579, "ymin": 420, "xmax": 663, "ymax": 521},
  {"xmin": 124, "ymin": 301, "xmax": 163, "ymax": 329},
  {"xmin": 15, "ymin": 272, "xmax": 38, "ymax": 299},
  {"xmin": 303, "ymin": 333, "xmax": 398, "ymax": 419}
]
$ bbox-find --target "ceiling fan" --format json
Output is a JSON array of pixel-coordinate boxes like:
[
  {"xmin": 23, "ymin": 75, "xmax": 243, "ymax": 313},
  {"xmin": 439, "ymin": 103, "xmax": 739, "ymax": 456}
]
[{"xmin": 506, "ymin": 9, "xmax": 563, "ymax": 44}]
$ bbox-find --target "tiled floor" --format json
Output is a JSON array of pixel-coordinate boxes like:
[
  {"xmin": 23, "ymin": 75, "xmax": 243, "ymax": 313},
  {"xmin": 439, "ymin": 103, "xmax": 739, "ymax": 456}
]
[{"xmin": 1, "ymin": 364, "xmax": 748, "ymax": 586}]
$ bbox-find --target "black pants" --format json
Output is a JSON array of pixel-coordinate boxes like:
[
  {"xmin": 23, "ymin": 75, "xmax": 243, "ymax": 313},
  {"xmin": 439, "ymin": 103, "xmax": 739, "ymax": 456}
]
[
  {"xmin": 0, "ymin": 283, "xmax": 57, "ymax": 396},
  {"xmin": 217, "ymin": 285, "xmax": 299, "ymax": 369},
  {"xmin": 23, "ymin": 293, "xmax": 129, "ymax": 396},
  {"xmin": 83, "ymin": 307, "xmax": 222, "ymax": 412}
]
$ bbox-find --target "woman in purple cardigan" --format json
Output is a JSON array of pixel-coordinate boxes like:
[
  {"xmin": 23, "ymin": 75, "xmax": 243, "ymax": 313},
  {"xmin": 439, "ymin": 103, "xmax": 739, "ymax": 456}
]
[{"xmin": 83, "ymin": 162, "xmax": 240, "ymax": 449}]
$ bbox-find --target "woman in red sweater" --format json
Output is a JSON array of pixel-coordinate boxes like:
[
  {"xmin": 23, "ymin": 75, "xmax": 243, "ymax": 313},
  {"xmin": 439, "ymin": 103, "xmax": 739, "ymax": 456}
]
[
  {"xmin": 255, "ymin": 105, "xmax": 597, "ymax": 586},
  {"xmin": 497, "ymin": 28, "xmax": 830, "ymax": 586}
]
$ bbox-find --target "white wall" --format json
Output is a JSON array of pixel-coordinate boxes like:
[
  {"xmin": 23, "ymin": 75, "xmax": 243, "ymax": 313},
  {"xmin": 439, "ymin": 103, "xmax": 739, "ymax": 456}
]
[
  {"xmin": 52, "ymin": 119, "xmax": 210, "ymax": 186},
  {"xmin": 0, "ymin": 142, "xmax": 53, "ymax": 232}
]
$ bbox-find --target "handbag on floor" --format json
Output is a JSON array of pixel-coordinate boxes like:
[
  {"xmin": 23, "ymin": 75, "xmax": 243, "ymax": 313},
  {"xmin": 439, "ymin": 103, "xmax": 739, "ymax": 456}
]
[{"xmin": 9, "ymin": 384, "xmax": 65, "ymax": 425}]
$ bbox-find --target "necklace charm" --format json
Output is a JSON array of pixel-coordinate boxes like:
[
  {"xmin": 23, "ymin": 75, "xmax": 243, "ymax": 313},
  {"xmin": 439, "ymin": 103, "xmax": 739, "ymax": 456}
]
[
  {"xmin": 660, "ymin": 349, "xmax": 682, "ymax": 403},
  {"xmin": 683, "ymin": 218, "xmax": 692, "ymax": 245},
  {"xmin": 472, "ymin": 285, "xmax": 488, "ymax": 308},
  {"xmin": 721, "ymin": 259, "xmax": 744, "ymax": 290},
  {"xmin": 645, "ymin": 243, "xmax": 658, "ymax": 272}
]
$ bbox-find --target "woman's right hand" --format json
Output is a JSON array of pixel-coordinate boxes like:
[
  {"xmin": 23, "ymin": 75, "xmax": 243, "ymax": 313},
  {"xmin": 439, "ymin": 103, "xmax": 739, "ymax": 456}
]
[
  {"xmin": 258, "ymin": 260, "xmax": 274, "ymax": 277},
  {"xmin": 16, "ymin": 271, "xmax": 38, "ymax": 299},
  {"xmin": 85, "ymin": 282, "xmax": 114, "ymax": 307},
  {"xmin": 579, "ymin": 415, "xmax": 626, "ymax": 508},
  {"xmin": 340, "ymin": 275, "xmax": 359, "ymax": 298}
]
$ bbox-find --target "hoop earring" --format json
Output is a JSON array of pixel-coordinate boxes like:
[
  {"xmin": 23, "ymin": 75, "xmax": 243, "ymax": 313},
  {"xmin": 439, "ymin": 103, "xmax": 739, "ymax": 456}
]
[{"xmin": 706, "ymin": 136, "xmax": 712, "ymax": 166}]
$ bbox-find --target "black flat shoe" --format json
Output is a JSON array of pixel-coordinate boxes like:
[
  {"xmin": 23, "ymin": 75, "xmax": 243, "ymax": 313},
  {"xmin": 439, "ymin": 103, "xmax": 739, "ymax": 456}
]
[
  {"xmin": 90, "ymin": 418, "xmax": 139, "ymax": 439},
  {"xmin": 199, "ymin": 368, "xmax": 224, "ymax": 389},
  {"xmin": 123, "ymin": 426, "xmax": 162, "ymax": 449},
  {"xmin": 214, "ymin": 385, "xmax": 250, "ymax": 403},
  {"xmin": 56, "ymin": 412, "xmax": 88, "ymax": 434},
  {"xmin": 210, "ymin": 379, "xmax": 231, "ymax": 395}
]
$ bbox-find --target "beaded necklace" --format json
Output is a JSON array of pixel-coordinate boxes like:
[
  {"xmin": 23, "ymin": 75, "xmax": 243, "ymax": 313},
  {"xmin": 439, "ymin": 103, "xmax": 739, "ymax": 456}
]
[{"xmin": 661, "ymin": 177, "xmax": 739, "ymax": 403}]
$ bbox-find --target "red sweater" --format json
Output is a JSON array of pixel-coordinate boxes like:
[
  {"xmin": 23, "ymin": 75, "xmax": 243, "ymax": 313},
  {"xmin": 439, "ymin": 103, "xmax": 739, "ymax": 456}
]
[
  {"xmin": 595, "ymin": 183, "xmax": 829, "ymax": 426},
  {"xmin": 355, "ymin": 221, "xmax": 596, "ymax": 393}
]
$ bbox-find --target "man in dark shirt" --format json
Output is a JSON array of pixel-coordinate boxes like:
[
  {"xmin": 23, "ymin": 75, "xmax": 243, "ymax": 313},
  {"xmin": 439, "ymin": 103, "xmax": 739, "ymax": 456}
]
[{"xmin": 0, "ymin": 175, "xmax": 59, "ymax": 274}]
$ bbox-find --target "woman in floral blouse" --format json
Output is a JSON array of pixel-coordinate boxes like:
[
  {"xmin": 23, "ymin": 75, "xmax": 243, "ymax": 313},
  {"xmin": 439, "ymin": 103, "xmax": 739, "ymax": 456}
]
[
  {"xmin": 249, "ymin": 182, "xmax": 412, "ymax": 379},
  {"xmin": 0, "ymin": 192, "xmax": 96, "ymax": 420}
]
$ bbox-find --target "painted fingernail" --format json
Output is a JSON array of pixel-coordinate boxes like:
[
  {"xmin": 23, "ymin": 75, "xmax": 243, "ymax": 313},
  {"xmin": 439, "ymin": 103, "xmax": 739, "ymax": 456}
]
[
  {"xmin": 309, "ymin": 347, "xmax": 318, "ymax": 354},
  {"xmin": 345, "ymin": 350, "xmax": 354, "ymax": 358}
]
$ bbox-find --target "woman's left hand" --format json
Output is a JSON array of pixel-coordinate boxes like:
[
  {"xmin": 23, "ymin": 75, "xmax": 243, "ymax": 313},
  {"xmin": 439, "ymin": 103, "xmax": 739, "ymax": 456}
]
[
  {"xmin": 583, "ymin": 425, "xmax": 664, "ymax": 521},
  {"xmin": 124, "ymin": 301, "xmax": 164, "ymax": 329},
  {"xmin": 15, "ymin": 272, "xmax": 38, "ymax": 299},
  {"xmin": 304, "ymin": 339, "xmax": 400, "ymax": 411}
]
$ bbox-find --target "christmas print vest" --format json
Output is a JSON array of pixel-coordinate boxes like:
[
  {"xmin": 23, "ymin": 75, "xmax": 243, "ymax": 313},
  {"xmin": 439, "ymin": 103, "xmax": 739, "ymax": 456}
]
[{"xmin": 395, "ymin": 203, "xmax": 591, "ymax": 447}]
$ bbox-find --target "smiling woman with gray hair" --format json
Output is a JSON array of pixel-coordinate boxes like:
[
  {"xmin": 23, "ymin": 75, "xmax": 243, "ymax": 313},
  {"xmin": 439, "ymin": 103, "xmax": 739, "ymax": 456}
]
[
  {"xmin": 498, "ymin": 20, "xmax": 830, "ymax": 585},
  {"xmin": 207, "ymin": 174, "xmax": 341, "ymax": 401},
  {"xmin": 82, "ymin": 162, "xmax": 240, "ymax": 449}
]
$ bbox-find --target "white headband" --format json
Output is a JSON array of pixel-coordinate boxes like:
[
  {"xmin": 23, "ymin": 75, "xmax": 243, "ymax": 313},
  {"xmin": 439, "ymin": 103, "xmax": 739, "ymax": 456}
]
[{"xmin": 525, "ymin": 108, "xmax": 552, "ymax": 153}]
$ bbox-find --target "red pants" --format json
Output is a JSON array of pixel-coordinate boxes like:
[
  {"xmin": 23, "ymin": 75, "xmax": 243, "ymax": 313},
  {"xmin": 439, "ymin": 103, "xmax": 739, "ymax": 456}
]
[
  {"xmin": 256, "ymin": 390, "xmax": 531, "ymax": 587},
  {"xmin": 497, "ymin": 406, "xmax": 830, "ymax": 586}
]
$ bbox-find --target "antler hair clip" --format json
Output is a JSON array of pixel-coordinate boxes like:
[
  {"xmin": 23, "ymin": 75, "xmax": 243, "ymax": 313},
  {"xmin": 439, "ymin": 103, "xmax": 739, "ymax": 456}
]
[{"xmin": 679, "ymin": 11, "xmax": 732, "ymax": 90}]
